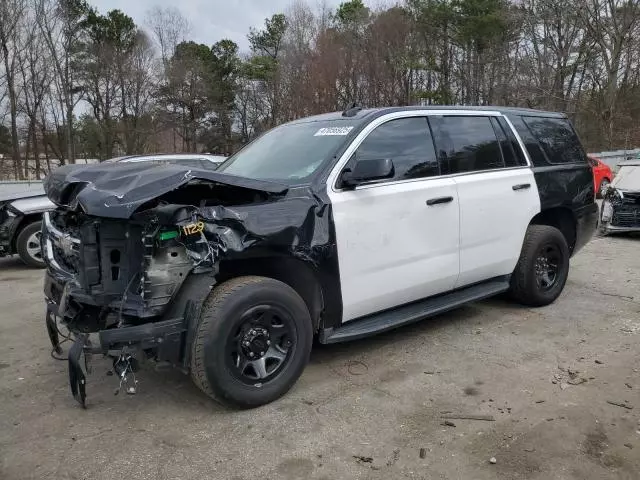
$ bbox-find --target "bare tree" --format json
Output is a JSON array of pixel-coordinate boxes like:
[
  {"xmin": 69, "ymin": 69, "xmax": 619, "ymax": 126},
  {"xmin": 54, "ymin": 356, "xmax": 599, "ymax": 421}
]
[
  {"xmin": 579, "ymin": 0, "xmax": 640, "ymax": 146},
  {"xmin": 145, "ymin": 6, "xmax": 189, "ymax": 67},
  {"xmin": 0, "ymin": 0, "xmax": 27, "ymax": 179},
  {"xmin": 120, "ymin": 31, "xmax": 156, "ymax": 154},
  {"xmin": 145, "ymin": 6, "xmax": 189, "ymax": 151},
  {"xmin": 36, "ymin": 0, "xmax": 89, "ymax": 164},
  {"xmin": 17, "ymin": 7, "xmax": 53, "ymax": 178}
]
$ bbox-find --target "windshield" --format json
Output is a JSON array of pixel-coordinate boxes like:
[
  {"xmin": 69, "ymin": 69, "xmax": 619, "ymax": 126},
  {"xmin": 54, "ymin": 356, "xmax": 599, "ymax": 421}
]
[{"xmin": 216, "ymin": 121, "xmax": 356, "ymax": 184}]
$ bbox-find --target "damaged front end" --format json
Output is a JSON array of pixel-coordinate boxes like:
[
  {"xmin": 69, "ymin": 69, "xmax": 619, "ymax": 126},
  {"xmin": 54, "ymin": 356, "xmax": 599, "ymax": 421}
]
[
  {"xmin": 42, "ymin": 163, "xmax": 294, "ymax": 407},
  {"xmin": 600, "ymin": 161, "xmax": 640, "ymax": 234},
  {"xmin": 600, "ymin": 188, "xmax": 640, "ymax": 233},
  {"xmin": 42, "ymin": 208, "xmax": 218, "ymax": 406}
]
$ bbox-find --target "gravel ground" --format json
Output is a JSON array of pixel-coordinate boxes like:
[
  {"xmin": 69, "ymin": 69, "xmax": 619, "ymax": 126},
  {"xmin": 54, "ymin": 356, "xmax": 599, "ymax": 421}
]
[{"xmin": 1, "ymin": 234, "xmax": 640, "ymax": 480}]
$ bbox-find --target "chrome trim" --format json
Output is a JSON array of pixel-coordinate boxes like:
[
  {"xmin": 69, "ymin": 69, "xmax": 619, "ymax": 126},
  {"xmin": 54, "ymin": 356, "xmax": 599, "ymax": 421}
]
[
  {"xmin": 501, "ymin": 115, "xmax": 533, "ymax": 167},
  {"xmin": 43, "ymin": 211, "xmax": 80, "ymax": 244},
  {"xmin": 42, "ymin": 212, "xmax": 79, "ymax": 277}
]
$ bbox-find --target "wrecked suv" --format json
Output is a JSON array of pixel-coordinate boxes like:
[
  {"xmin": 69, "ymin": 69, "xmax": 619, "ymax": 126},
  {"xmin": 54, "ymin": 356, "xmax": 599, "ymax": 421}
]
[
  {"xmin": 43, "ymin": 106, "xmax": 597, "ymax": 408},
  {"xmin": 600, "ymin": 160, "xmax": 640, "ymax": 234}
]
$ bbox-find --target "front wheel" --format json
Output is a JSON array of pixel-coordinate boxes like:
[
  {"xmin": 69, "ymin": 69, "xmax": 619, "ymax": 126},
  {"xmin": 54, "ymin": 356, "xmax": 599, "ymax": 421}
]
[
  {"xmin": 190, "ymin": 276, "xmax": 313, "ymax": 408},
  {"xmin": 16, "ymin": 221, "xmax": 45, "ymax": 268},
  {"xmin": 509, "ymin": 225, "xmax": 570, "ymax": 307}
]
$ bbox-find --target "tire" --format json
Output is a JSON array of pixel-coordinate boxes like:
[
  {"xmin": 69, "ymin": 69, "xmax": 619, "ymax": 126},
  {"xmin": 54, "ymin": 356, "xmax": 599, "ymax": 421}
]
[
  {"xmin": 15, "ymin": 221, "xmax": 45, "ymax": 268},
  {"xmin": 597, "ymin": 178, "xmax": 610, "ymax": 199},
  {"xmin": 509, "ymin": 225, "xmax": 570, "ymax": 307},
  {"xmin": 191, "ymin": 276, "xmax": 313, "ymax": 408}
]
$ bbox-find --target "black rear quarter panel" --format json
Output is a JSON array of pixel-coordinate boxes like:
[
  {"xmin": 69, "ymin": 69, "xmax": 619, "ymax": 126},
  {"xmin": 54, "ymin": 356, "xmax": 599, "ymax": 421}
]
[{"xmin": 508, "ymin": 114, "xmax": 597, "ymax": 254}]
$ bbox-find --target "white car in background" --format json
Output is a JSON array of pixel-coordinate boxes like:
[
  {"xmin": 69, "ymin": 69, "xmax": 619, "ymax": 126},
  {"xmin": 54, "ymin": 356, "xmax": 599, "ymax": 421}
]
[{"xmin": 0, "ymin": 154, "xmax": 227, "ymax": 267}]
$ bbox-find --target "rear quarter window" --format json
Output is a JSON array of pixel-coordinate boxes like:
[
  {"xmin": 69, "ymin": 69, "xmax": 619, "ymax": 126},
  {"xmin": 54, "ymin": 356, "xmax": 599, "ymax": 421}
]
[{"xmin": 521, "ymin": 117, "xmax": 586, "ymax": 165}]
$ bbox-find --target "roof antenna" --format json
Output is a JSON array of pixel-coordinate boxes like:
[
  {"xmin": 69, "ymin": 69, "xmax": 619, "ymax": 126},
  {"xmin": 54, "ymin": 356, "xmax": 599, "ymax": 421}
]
[{"xmin": 342, "ymin": 103, "xmax": 362, "ymax": 117}]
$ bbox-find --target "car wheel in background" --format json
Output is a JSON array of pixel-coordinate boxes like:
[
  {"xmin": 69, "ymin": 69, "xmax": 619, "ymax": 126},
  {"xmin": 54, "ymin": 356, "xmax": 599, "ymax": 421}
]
[{"xmin": 16, "ymin": 221, "xmax": 45, "ymax": 268}]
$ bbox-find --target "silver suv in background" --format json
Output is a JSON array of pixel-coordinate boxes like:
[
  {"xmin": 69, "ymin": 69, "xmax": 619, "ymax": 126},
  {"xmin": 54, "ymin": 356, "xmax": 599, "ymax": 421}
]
[{"xmin": 0, "ymin": 154, "xmax": 226, "ymax": 267}]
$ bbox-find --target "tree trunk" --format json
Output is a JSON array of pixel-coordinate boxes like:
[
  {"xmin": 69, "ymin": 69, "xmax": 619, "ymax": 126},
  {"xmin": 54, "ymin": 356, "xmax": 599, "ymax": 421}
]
[
  {"xmin": 66, "ymin": 99, "xmax": 74, "ymax": 163},
  {"xmin": 31, "ymin": 120, "xmax": 41, "ymax": 179},
  {"xmin": 24, "ymin": 124, "xmax": 32, "ymax": 179},
  {"xmin": 5, "ymin": 70, "xmax": 22, "ymax": 179}
]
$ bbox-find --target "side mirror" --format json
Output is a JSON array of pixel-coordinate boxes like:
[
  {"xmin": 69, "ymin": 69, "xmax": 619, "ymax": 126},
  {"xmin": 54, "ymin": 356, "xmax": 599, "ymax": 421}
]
[{"xmin": 341, "ymin": 158, "xmax": 394, "ymax": 188}]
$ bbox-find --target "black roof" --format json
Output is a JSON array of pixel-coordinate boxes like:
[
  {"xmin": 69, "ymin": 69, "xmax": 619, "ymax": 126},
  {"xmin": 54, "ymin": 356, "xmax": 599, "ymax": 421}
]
[{"xmin": 287, "ymin": 106, "xmax": 566, "ymax": 126}]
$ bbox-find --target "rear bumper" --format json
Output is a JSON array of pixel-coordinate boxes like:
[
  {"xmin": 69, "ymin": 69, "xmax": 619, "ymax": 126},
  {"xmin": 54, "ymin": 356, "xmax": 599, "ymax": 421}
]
[{"xmin": 573, "ymin": 202, "xmax": 598, "ymax": 254}]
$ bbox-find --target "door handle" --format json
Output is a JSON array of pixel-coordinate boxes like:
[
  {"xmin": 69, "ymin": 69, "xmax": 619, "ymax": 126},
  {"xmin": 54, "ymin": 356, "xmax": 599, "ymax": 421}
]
[
  {"xmin": 426, "ymin": 196, "xmax": 454, "ymax": 206},
  {"xmin": 512, "ymin": 183, "xmax": 531, "ymax": 191}
]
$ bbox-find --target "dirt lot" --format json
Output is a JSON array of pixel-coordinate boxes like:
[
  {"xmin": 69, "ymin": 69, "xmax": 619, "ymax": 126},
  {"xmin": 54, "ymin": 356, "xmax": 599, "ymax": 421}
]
[{"xmin": 1, "ymin": 234, "xmax": 640, "ymax": 480}]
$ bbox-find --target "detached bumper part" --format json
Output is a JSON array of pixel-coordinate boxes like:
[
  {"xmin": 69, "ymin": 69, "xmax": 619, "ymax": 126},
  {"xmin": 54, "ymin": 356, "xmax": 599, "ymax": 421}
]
[
  {"xmin": 68, "ymin": 334, "xmax": 89, "ymax": 408},
  {"xmin": 45, "ymin": 307, "xmax": 189, "ymax": 407}
]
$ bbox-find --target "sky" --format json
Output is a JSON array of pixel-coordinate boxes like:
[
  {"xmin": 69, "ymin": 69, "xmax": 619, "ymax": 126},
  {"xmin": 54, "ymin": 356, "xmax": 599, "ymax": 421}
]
[{"xmin": 92, "ymin": 0, "xmax": 345, "ymax": 52}]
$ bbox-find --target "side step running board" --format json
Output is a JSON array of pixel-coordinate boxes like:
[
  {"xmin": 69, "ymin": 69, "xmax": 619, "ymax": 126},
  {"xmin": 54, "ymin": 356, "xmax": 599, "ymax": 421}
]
[{"xmin": 320, "ymin": 277, "xmax": 510, "ymax": 344}]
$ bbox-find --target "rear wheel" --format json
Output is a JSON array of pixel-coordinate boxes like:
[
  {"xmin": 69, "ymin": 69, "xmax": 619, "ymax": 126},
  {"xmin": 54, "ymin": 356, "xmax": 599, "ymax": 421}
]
[
  {"xmin": 16, "ymin": 221, "xmax": 45, "ymax": 268},
  {"xmin": 509, "ymin": 225, "xmax": 570, "ymax": 307},
  {"xmin": 191, "ymin": 276, "xmax": 313, "ymax": 408}
]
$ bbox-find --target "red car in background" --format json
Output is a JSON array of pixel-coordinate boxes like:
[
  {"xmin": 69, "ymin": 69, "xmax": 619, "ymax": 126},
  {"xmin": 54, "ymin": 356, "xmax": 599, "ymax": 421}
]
[{"xmin": 588, "ymin": 155, "xmax": 613, "ymax": 198}]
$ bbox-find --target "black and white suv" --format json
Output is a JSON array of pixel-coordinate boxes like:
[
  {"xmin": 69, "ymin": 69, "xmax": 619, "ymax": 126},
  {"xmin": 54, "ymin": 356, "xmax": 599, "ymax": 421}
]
[{"xmin": 42, "ymin": 106, "xmax": 597, "ymax": 408}]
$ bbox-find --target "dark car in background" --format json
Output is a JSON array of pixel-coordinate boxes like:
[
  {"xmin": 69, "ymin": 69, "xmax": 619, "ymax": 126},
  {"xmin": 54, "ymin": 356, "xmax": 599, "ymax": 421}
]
[{"xmin": 0, "ymin": 154, "xmax": 226, "ymax": 267}]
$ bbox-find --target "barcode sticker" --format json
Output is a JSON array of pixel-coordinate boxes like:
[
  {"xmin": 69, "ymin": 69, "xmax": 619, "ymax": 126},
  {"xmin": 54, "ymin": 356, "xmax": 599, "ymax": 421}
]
[{"xmin": 314, "ymin": 127, "xmax": 354, "ymax": 136}]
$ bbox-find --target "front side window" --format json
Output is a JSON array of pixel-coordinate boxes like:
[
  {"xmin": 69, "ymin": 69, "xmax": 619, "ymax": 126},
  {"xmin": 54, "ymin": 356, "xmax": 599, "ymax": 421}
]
[
  {"xmin": 217, "ymin": 121, "xmax": 356, "ymax": 184},
  {"xmin": 353, "ymin": 117, "xmax": 439, "ymax": 181},
  {"xmin": 431, "ymin": 116, "xmax": 504, "ymax": 174}
]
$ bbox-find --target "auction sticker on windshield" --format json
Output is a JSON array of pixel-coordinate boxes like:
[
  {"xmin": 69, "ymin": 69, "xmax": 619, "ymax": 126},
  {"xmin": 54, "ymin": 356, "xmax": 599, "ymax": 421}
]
[{"xmin": 314, "ymin": 126, "xmax": 354, "ymax": 136}]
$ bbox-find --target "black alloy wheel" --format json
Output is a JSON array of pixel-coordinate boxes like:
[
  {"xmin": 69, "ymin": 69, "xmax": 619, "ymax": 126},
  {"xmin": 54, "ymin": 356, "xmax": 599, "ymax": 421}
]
[
  {"xmin": 510, "ymin": 224, "xmax": 570, "ymax": 307},
  {"xmin": 225, "ymin": 304, "xmax": 295, "ymax": 384},
  {"xmin": 191, "ymin": 276, "xmax": 313, "ymax": 408},
  {"xmin": 534, "ymin": 243, "xmax": 562, "ymax": 292}
]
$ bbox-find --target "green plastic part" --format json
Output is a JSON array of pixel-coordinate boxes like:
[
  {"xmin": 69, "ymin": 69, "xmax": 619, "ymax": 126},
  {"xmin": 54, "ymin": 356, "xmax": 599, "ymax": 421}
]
[{"xmin": 158, "ymin": 230, "xmax": 179, "ymax": 241}]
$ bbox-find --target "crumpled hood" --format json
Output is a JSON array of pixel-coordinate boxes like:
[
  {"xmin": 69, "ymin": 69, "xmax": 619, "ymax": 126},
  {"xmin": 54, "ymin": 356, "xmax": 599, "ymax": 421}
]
[
  {"xmin": 43, "ymin": 162, "xmax": 289, "ymax": 219},
  {"xmin": 612, "ymin": 164, "xmax": 640, "ymax": 192}
]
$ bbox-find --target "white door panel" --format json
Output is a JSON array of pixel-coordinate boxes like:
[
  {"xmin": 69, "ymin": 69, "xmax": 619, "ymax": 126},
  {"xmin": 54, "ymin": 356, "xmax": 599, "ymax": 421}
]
[
  {"xmin": 329, "ymin": 178, "xmax": 460, "ymax": 322},
  {"xmin": 454, "ymin": 168, "xmax": 540, "ymax": 288}
]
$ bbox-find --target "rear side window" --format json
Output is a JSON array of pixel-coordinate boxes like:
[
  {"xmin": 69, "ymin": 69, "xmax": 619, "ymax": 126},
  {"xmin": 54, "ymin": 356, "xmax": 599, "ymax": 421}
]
[
  {"xmin": 490, "ymin": 117, "xmax": 520, "ymax": 168},
  {"xmin": 522, "ymin": 117, "xmax": 586, "ymax": 164},
  {"xmin": 496, "ymin": 117, "xmax": 528, "ymax": 166},
  {"xmin": 430, "ymin": 116, "xmax": 504, "ymax": 174},
  {"xmin": 354, "ymin": 117, "xmax": 439, "ymax": 180},
  {"xmin": 507, "ymin": 115, "xmax": 547, "ymax": 166}
]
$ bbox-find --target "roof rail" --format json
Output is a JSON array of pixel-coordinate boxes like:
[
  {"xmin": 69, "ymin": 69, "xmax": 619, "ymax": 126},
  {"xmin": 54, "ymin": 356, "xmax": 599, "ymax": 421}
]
[{"xmin": 342, "ymin": 103, "xmax": 362, "ymax": 117}]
